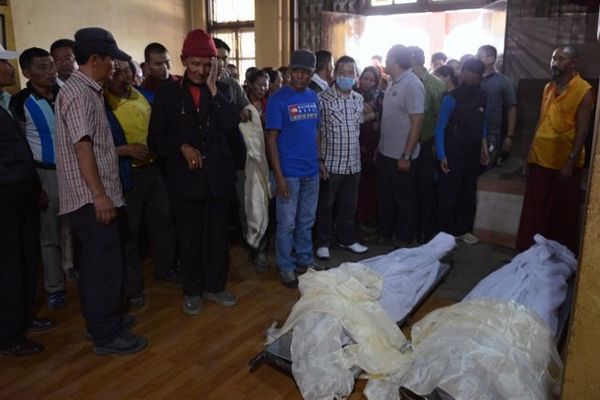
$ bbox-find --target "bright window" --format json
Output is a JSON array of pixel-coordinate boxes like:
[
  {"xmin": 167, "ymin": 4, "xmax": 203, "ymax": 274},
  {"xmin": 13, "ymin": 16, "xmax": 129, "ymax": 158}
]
[
  {"xmin": 209, "ymin": 0, "xmax": 255, "ymax": 76},
  {"xmin": 213, "ymin": 0, "xmax": 255, "ymax": 22}
]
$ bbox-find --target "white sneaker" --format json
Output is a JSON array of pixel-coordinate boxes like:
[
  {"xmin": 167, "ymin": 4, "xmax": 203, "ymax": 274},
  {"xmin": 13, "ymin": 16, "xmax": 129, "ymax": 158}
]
[
  {"xmin": 340, "ymin": 242, "xmax": 368, "ymax": 254},
  {"xmin": 458, "ymin": 233, "xmax": 479, "ymax": 245},
  {"xmin": 316, "ymin": 247, "xmax": 330, "ymax": 259}
]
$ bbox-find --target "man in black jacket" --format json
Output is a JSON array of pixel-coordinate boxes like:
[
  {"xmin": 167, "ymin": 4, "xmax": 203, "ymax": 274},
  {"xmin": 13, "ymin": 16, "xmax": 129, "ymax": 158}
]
[
  {"xmin": 0, "ymin": 45, "xmax": 55, "ymax": 357},
  {"xmin": 148, "ymin": 29, "xmax": 240, "ymax": 315}
]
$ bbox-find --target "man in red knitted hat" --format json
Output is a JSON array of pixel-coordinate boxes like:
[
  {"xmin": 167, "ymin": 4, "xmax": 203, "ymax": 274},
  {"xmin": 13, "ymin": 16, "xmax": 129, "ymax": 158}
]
[{"xmin": 148, "ymin": 29, "xmax": 240, "ymax": 315}]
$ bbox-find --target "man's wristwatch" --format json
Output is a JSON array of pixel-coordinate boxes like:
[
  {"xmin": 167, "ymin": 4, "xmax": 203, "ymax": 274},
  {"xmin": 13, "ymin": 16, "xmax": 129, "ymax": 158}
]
[{"xmin": 401, "ymin": 153, "xmax": 411, "ymax": 161}]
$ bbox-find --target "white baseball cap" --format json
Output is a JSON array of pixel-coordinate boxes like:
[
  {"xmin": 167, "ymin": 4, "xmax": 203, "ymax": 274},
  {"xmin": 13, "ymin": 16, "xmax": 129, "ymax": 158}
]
[{"xmin": 0, "ymin": 44, "xmax": 19, "ymax": 60}]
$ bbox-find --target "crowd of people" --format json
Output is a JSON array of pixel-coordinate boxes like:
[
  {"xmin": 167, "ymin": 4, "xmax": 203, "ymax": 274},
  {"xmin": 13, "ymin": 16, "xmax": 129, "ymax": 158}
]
[{"xmin": 0, "ymin": 25, "xmax": 591, "ymax": 358}]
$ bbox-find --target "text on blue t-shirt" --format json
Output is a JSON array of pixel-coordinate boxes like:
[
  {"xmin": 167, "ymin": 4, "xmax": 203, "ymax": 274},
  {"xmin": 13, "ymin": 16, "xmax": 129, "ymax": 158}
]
[{"xmin": 266, "ymin": 86, "xmax": 319, "ymax": 177}]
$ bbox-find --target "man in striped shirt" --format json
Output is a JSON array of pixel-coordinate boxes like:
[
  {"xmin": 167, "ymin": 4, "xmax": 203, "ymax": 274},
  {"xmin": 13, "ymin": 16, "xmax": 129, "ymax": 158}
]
[
  {"xmin": 315, "ymin": 56, "xmax": 368, "ymax": 259},
  {"xmin": 55, "ymin": 28, "xmax": 147, "ymax": 355}
]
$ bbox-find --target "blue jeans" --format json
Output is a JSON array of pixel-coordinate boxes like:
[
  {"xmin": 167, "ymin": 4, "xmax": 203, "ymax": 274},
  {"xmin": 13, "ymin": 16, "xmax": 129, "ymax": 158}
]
[{"xmin": 275, "ymin": 175, "xmax": 319, "ymax": 272}]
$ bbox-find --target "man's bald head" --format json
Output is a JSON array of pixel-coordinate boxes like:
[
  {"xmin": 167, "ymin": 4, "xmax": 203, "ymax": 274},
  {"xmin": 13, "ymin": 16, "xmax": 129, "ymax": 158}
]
[
  {"xmin": 558, "ymin": 45, "xmax": 579, "ymax": 60},
  {"xmin": 551, "ymin": 45, "xmax": 579, "ymax": 79}
]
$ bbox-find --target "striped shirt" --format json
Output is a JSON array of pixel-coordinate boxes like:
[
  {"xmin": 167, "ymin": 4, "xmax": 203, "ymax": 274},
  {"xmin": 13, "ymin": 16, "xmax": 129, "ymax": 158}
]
[
  {"xmin": 318, "ymin": 85, "xmax": 363, "ymax": 174},
  {"xmin": 55, "ymin": 70, "xmax": 124, "ymax": 215},
  {"xmin": 10, "ymin": 84, "xmax": 60, "ymax": 166}
]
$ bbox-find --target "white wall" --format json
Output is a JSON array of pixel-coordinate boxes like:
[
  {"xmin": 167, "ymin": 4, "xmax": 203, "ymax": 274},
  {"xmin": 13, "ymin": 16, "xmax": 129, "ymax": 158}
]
[{"xmin": 10, "ymin": 0, "xmax": 191, "ymax": 78}]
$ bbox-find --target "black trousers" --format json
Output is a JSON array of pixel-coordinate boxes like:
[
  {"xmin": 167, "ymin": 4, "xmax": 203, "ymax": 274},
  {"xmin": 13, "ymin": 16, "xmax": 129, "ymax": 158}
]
[
  {"xmin": 68, "ymin": 204, "xmax": 125, "ymax": 346},
  {"xmin": 315, "ymin": 172, "xmax": 360, "ymax": 247},
  {"xmin": 0, "ymin": 191, "xmax": 37, "ymax": 348},
  {"xmin": 170, "ymin": 195, "xmax": 230, "ymax": 296},
  {"xmin": 376, "ymin": 152, "xmax": 417, "ymax": 242},
  {"xmin": 122, "ymin": 165, "xmax": 177, "ymax": 297},
  {"xmin": 414, "ymin": 139, "xmax": 437, "ymax": 241},
  {"xmin": 437, "ymin": 152, "xmax": 479, "ymax": 236}
]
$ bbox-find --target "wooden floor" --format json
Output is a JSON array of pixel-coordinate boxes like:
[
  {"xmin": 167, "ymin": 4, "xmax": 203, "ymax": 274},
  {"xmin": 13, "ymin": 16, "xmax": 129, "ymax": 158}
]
[{"xmin": 0, "ymin": 244, "xmax": 453, "ymax": 400}]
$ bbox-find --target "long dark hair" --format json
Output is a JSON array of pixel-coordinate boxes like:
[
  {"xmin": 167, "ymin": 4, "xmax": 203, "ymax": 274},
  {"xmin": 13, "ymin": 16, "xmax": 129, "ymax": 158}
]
[
  {"xmin": 245, "ymin": 69, "xmax": 269, "ymax": 91},
  {"xmin": 359, "ymin": 66, "xmax": 381, "ymax": 102},
  {"xmin": 435, "ymin": 65, "xmax": 459, "ymax": 88}
]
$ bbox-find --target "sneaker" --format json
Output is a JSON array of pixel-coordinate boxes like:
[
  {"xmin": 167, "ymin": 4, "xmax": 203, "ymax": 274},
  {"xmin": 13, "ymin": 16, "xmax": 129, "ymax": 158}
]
[
  {"xmin": 128, "ymin": 295, "xmax": 145, "ymax": 311},
  {"xmin": 458, "ymin": 233, "xmax": 479, "ymax": 245},
  {"xmin": 339, "ymin": 242, "xmax": 368, "ymax": 254},
  {"xmin": 279, "ymin": 270, "xmax": 298, "ymax": 288},
  {"xmin": 93, "ymin": 332, "xmax": 148, "ymax": 355},
  {"xmin": 66, "ymin": 268, "xmax": 79, "ymax": 282},
  {"xmin": 316, "ymin": 247, "xmax": 330, "ymax": 259},
  {"xmin": 254, "ymin": 251, "xmax": 268, "ymax": 272},
  {"xmin": 204, "ymin": 290, "xmax": 237, "ymax": 307},
  {"xmin": 47, "ymin": 291, "xmax": 67, "ymax": 309},
  {"xmin": 182, "ymin": 295, "xmax": 201, "ymax": 316}
]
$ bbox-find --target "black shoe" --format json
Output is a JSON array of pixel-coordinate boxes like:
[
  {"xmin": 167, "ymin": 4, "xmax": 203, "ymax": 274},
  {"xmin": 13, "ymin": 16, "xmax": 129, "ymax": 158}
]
[
  {"xmin": 0, "ymin": 339, "xmax": 44, "ymax": 357},
  {"xmin": 28, "ymin": 317, "xmax": 56, "ymax": 332},
  {"xmin": 93, "ymin": 332, "xmax": 148, "ymax": 355}
]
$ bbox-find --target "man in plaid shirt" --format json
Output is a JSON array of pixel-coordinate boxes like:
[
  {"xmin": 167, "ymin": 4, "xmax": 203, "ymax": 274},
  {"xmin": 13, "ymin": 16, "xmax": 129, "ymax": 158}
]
[{"xmin": 315, "ymin": 55, "xmax": 368, "ymax": 259}]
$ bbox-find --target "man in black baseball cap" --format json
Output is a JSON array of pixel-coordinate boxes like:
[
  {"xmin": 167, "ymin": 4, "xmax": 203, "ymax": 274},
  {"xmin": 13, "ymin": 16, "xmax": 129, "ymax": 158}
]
[
  {"xmin": 288, "ymin": 49, "xmax": 316, "ymax": 73},
  {"xmin": 55, "ymin": 27, "xmax": 148, "ymax": 355},
  {"xmin": 74, "ymin": 27, "xmax": 131, "ymax": 62},
  {"xmin": 264, "ymin": 49, "xmax": 324, "ymax": 288}
]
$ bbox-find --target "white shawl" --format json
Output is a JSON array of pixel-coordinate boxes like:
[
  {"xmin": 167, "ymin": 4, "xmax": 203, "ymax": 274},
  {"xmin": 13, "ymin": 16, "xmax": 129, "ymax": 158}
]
[{"xmin": 239, "ymin": 104, "xmax": 272, "ymax": 248}]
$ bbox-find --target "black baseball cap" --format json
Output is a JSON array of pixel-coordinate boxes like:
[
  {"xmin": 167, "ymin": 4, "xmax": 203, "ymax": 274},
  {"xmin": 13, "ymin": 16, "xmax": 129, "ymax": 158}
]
[
  {"xmin": 74, "ymin": 27, "xmax": 131, "ymax": 61},
  {"xmin": 289, "ymin": 49, "xmax": 316, "ymax": 73}
]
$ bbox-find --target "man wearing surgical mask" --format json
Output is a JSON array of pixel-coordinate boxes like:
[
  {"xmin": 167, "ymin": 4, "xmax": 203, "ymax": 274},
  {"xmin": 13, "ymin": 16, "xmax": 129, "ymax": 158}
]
[{"xmin": 314, "ymin": 55, "xmax": 368, "ymax": 260}]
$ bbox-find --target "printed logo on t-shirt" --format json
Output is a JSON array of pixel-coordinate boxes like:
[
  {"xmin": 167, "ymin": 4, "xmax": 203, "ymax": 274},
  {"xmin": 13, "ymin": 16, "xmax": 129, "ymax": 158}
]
[{"xmin": 288, "ymin": 103, "xmax": 318, "ymax": 121}]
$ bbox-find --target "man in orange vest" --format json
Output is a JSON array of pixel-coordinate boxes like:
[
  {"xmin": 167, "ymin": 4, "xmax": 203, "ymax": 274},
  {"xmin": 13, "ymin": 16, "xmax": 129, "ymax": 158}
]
[{"xmin": 516, "ymin": 45, "xmax": 593, "ymax": 253}]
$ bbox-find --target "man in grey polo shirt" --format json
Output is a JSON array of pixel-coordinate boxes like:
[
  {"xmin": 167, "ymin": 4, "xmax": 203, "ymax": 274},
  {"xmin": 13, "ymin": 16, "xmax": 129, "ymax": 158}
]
[{"xmin": 376, "ymin": 45, "xmax": 425, "ymax": 247}]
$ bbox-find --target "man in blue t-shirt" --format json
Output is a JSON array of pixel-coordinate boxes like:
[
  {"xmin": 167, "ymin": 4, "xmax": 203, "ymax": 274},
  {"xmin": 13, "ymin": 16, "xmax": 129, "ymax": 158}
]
[{"xmin": 266, "ymin": 49, "xmax": 322, "ymax": 288}]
